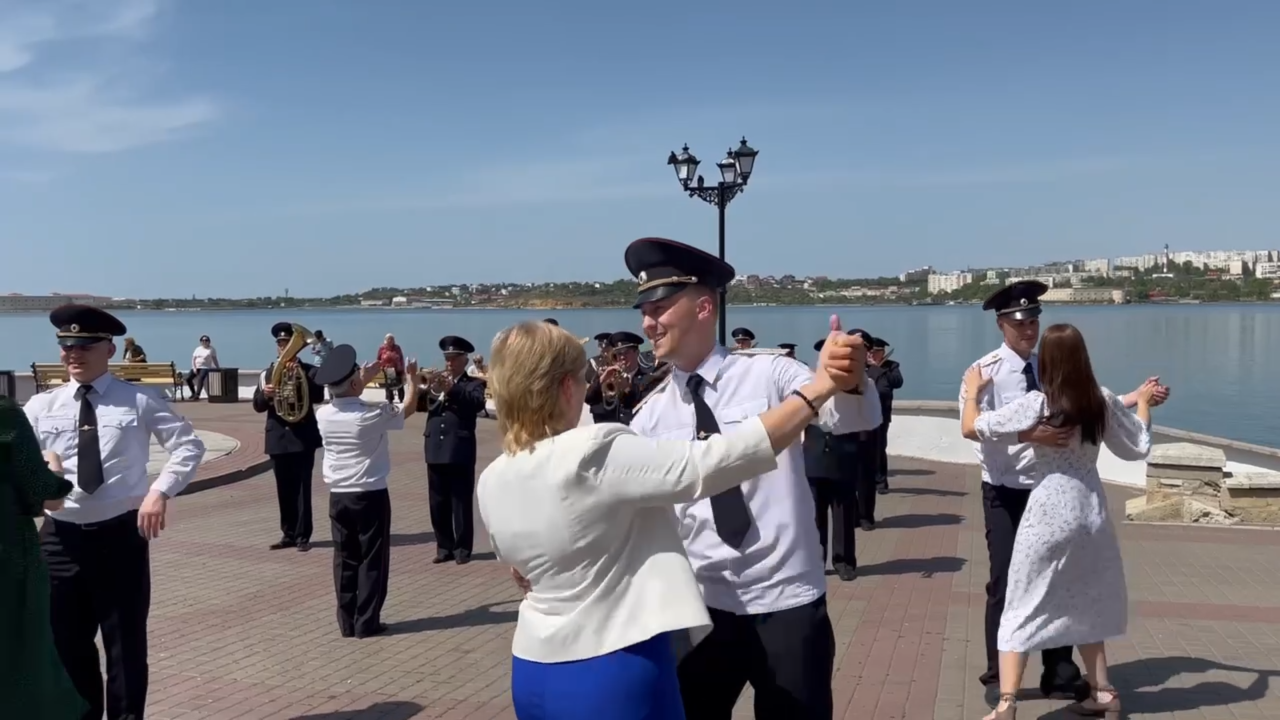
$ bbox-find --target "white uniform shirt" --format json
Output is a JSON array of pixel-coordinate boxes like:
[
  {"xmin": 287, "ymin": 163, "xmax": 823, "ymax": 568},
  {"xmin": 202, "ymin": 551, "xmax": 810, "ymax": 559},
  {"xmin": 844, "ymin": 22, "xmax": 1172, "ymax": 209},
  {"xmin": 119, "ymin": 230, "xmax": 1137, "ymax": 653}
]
[
  {"xmin": 24, "ymin": 372, "xmax": 207, "ymax": 524},
  {"xmin": 630, "ymin": 346, "xmax": 882, "ymax": 615},
  {"xmin": 960, "ymin": 342, "xmax": 1041, "ymax": 488},
  {"xmin": 316, "ymin": 397, "xmax": 404, "ymax": 492}
]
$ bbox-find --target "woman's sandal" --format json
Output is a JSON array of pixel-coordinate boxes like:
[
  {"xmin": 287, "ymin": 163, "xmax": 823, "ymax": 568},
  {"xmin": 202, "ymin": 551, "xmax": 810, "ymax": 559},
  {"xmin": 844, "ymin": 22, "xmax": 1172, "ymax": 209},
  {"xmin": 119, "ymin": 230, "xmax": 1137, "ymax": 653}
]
[{"xmin": 1065, "ymin": 685, "xmax": 1120, "ymax": 717}]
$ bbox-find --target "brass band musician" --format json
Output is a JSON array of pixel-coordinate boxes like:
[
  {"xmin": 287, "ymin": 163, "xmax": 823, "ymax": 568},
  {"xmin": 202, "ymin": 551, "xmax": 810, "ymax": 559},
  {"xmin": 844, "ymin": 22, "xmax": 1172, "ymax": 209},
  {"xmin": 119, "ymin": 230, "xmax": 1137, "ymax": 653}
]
[
  {"xmin": 253, "ymin": 321, "xmax": 324, "ymax": 552},
  {"xmin": 583, "ymin": 331, "xmax": 662, "ymax": 426}
]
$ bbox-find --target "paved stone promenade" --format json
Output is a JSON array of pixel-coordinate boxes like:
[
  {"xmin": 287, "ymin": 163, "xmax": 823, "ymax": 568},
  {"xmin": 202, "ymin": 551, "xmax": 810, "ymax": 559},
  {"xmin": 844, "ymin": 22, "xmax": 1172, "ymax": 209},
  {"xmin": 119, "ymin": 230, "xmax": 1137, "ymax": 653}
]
[{"xmin": 137, "ymin": 403, "xmax": 1280, "ymax": 719}]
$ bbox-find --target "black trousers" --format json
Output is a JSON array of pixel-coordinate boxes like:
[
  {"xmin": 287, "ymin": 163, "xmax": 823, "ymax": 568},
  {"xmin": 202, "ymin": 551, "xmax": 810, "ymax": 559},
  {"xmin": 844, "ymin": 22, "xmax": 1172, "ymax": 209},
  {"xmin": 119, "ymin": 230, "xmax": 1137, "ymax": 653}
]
[
  {"xmin": 271, "ymin": 450, "xmax": 315, "ymax": 543},
  {"xmin": 981, "ymin": 483, "xmax": 1082, "ymax": 688},
  {"xmin": 384, "ymin": 384, "xmax": 405, "ymax": 403},
  {"xmin": 329, "ymin": 489, "xmax": 392, "ymax": 636},
  {"xmin": 40, "ymin": 510, "xmax": 150, "ymax": 720},
  {"xmin": 808, "ymin": 477, "xmax": 858, "ymax": 570},
  {"xmin": 874, "ymin": 422, "xmax": 890, "ymax": 489},
  {"xmin": 427, "ymin": 463, "xmax": 475, "ymax": 556},
  {"xmin": 678, "ymin": 596, "xmax": 835, "ymax": 720}
]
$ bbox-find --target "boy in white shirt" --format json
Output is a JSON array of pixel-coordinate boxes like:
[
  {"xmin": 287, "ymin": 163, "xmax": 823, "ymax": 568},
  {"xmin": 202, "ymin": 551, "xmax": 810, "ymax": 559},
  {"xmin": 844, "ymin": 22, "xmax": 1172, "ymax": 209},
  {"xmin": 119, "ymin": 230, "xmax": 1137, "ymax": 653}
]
[{"xmin": 314, "ymin": 344, "xmax": 419, "ymax": 638}]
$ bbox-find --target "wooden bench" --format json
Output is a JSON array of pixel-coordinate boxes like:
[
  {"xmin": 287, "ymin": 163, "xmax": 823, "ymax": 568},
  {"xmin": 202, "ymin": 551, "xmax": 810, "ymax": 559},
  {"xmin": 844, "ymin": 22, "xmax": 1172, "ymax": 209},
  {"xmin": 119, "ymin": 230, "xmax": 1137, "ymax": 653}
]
[{"xmin": 32, "ymin": 362, "xmax": 186, "ymax": 399}]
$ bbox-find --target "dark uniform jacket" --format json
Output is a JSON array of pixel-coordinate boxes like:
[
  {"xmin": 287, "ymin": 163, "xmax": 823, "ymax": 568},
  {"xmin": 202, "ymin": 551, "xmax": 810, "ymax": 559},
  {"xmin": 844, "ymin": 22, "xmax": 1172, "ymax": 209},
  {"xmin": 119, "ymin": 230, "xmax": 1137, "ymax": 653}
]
[
  {"xmin": 417, "ymin": 374, "xmax": 488, "ymax": 466},
  {"xmin": 252, "ymin": 360, "xmax": 324, "ymax": 455},
  {"xmin": 865, "ymin": 359, "xmax": 903, "ymax": 423},
  {"xmin": 584, "ymin": 365, "xmax": 659, "ymax": 426}
]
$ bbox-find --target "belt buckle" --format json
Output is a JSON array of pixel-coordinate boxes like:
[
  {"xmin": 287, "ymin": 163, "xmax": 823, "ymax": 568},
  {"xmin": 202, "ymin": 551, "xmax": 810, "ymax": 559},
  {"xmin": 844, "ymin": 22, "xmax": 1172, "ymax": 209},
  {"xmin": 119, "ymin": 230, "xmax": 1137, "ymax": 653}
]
[{"xmin": 79, "ymin": 520, "xmax": 103, "ymax": 530}]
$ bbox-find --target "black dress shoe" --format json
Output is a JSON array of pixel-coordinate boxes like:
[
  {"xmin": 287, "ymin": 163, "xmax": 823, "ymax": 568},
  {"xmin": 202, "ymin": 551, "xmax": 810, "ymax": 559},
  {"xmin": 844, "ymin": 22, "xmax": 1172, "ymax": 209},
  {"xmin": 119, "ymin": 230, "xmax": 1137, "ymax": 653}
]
[
  {"xmin": 355, "ymin": 623, "xmax": 389, "ymax": 639},
  {"xmin": 432, "ymin": 552, "xmax": 454, "ymax": 564},
  {"xmin": 983, "ymin": 684, "xmax": 1001, "ymax": 709},
  {"xmin": 860, "ymin": 520, "xmax": 875, "ymax": 531},
  {"xmin": 835, "ymin": 565, "xmax": 857, "ymax": 582},
  {"xmin": 1040, "ymin": 678, "xmax": 1091, "ymax": 702},
  {"xmin": 297, "ymin": 540, "xmax": 311, "ymax": 553},
  {"xmin": 269, "ymin": 539, "xmax": 296, "ymax": 551},
  {"xmin": 339, "ymin": 627, "xmax": 355, "ymax": 638},
  {"xmin": 876, "ymin": 486, "xmax": 889, "ymax": 495},
  {"xmin": 455, "ymin": 551, "xmax": 471, "ymax": 566}
]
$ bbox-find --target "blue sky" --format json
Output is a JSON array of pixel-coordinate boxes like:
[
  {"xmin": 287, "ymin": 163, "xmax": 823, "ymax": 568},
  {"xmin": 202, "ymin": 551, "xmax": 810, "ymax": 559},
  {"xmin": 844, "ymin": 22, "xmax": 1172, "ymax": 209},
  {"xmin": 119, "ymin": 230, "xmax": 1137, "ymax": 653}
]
[{"xmin": 2, "ymin": 0, "xmax": 1278, "ymax": 298}]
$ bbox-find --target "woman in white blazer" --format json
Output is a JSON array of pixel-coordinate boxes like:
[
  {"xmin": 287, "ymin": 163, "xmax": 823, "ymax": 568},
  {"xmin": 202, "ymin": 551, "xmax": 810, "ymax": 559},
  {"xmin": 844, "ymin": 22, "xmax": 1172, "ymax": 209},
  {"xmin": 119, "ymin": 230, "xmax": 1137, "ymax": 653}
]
[{"xmin": 477, "ymin": 320, "xmax": 860, "ymax": 720}]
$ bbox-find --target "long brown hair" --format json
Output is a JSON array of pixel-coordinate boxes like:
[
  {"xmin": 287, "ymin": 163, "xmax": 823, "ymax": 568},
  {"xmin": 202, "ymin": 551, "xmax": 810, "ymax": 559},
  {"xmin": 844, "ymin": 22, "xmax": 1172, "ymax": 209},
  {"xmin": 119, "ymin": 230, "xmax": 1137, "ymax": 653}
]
[{"xmin": 1037, "ymin": 323, "xmax": 1107, "ymax": 445}]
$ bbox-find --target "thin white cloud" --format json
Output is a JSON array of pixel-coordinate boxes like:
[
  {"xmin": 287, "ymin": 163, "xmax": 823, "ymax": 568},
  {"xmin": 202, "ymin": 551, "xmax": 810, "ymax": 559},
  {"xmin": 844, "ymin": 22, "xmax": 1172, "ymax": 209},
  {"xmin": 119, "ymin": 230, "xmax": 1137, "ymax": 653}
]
[
  {"xmin": 0, "ymin": 0, "xmax": 218, "ymax": 154},
  {"xmin": 0, "ymin": 168, "xmax": 56, "ymax": 185}
]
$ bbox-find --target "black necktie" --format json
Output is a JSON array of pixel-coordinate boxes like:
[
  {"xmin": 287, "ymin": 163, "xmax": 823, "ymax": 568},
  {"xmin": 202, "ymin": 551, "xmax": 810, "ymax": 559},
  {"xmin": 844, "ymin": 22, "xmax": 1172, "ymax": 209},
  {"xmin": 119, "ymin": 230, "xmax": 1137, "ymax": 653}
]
[
  {"xmin": 74, "ymin": 384, "xmax": 106, "ymax": 494},
  {"xmin": 1022, "ymin": 362, "xmax": 1039, "ymax": 392},
  {"xmin": 685, "ymin": 374, "xmax": 752, "ymax": 548}
]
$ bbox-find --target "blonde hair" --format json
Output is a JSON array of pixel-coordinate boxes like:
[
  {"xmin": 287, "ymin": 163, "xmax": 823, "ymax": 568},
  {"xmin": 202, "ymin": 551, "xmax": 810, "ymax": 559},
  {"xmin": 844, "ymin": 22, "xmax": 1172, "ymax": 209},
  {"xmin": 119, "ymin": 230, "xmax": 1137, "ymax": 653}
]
[{"xmin": 489, "ymin": 321, "xmax": 587, "ymax": 455}]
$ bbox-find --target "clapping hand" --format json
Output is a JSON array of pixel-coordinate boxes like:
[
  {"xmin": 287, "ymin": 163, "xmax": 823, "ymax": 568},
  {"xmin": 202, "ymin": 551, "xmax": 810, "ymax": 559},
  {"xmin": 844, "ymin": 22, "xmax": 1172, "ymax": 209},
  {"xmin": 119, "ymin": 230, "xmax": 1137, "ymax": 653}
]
[
  {"xmin": 358, "ymin": 360, "xmax": 382, "ymax": 387},
  {"xmin": 816, "ymin": 315, "xmax": 865, "ymax": 392}
]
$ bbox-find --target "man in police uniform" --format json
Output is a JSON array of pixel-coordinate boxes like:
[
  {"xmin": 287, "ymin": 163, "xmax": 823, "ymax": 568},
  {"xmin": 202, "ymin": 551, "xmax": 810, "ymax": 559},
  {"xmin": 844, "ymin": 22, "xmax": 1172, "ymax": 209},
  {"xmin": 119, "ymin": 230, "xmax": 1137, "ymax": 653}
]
[
  {"xmin": 624, "ymin": 237, "xmax": 882, "ymax": 719},
  {"xmin": 252, "ymin": 321, "xmax": 325, "ymax": 552},
  {"xmin": 583, "ymin": 331, "xmax": 659, "ymax": 426},
  {"xmin": 315, "ymin": 345, "xmax": 419, "ymax": 639},
  {"xmin": 730, "ymin": 326, "xmax": 756, "ymax": 349},
  {"xmin": 865, "ymin": 336, "xmax": 903, "ymax": 495},
  {"xmin": 584, "ymin": 331, "xmax": 614, "ymax": 395},
  {"xmin": 27, "ymin": 304, "xmax": 206, "ymax": 720},
  {"xmin": 418, "ymin": 335, "xmax": 489, "ymax": 564},
  {"xmin": 965, "ymin": 280, "xmax": 1170, "ymax": 708},
  {"xmin": 778, "ymin": 342, "xmax": 797, "ymax": 359}
]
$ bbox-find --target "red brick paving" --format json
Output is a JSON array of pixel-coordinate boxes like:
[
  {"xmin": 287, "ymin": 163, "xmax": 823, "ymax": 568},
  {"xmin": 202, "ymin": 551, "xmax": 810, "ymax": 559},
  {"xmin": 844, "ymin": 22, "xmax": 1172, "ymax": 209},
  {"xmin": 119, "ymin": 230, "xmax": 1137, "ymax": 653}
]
[{"xmin": 135, "ymin": 402, "xmax": 1280, "ymax": 719}]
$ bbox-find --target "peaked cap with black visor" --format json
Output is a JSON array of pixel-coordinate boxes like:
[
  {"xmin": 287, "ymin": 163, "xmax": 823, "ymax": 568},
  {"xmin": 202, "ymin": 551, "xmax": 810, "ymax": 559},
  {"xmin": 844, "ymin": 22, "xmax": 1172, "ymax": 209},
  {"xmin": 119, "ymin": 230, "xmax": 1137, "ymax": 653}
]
[
  {"xmin": 625, "ymin": 237, "xmax": 736, "ymax": 309},
  {"xmin": 982, "ymin": 280, "xmax": 1049, "ymax": 321},
  {"xmin": 314, "ymin": 344, "xmax": 360, "ymax": 387},
  {"xmin": 50, "ymin": 304, "xmax": 127, "ymax": 346}
]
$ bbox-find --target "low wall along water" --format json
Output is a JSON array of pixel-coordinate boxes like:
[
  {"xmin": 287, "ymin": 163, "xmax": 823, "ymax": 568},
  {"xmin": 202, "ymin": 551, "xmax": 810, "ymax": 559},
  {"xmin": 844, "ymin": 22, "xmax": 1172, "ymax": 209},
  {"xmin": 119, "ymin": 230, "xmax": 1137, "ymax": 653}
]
[{"xmin": 8, "ymin": 370, "xmax": 1280, "ymax": 491}]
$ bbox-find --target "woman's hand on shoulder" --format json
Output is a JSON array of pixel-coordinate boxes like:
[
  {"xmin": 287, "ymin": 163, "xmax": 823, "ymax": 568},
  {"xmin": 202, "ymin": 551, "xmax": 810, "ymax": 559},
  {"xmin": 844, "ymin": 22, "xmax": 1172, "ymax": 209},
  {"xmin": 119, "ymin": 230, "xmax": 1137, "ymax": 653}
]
[{"xmin": 962, "ymin": 366, "xmax": 991, "ymax": 397}]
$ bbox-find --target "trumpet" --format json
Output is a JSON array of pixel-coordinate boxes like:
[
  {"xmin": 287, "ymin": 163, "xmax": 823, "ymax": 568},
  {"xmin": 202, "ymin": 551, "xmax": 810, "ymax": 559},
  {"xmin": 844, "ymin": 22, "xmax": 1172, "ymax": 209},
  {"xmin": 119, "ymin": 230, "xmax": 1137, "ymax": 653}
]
[{"xmin": 418, "ymin": 367, "xmax": 454, "ymax": 395}]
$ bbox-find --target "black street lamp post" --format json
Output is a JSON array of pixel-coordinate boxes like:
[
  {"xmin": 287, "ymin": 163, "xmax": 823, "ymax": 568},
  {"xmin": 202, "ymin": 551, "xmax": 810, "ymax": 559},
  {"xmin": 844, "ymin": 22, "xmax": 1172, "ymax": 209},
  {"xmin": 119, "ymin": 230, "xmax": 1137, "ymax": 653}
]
[{"xmin": 666, "ymin": 137, "xmax": 758, "ymax": 346}]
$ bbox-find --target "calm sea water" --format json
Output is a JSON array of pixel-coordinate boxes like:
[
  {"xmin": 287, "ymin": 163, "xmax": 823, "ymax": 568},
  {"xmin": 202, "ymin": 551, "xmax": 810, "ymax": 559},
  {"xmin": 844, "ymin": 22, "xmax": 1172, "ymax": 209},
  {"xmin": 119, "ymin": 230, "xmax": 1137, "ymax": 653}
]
[{"xmin": 2, "ymin": 304, "xmax": 1276, "ymax": 447}]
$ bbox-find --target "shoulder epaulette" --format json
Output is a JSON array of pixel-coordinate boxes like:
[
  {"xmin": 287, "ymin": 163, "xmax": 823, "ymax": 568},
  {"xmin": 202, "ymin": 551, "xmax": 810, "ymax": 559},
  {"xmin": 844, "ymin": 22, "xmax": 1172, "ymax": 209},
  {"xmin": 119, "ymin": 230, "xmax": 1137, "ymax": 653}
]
[
  {"xmin": 731, "ymin": 348, "xmax": 788, "ymax": 356},
  {"xmin": 976, "ymin": 350, "xmax": 1002, "ymax": 368}
]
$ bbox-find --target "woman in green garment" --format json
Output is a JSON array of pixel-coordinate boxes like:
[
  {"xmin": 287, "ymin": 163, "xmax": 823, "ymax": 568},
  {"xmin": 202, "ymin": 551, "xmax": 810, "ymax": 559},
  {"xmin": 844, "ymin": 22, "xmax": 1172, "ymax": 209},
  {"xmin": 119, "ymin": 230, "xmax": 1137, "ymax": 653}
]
[{"xmin": 0, "ymin": 396, "xmax": 89, "ymax": 719}]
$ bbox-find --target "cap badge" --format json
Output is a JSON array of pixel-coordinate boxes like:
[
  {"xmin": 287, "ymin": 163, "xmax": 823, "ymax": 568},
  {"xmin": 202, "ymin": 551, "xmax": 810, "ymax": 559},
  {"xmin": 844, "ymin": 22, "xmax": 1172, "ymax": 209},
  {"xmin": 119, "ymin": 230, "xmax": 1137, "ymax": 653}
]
[
  {"xmin": 1019, "ymin": 298, "xmax": 1028, "ymax": 307},
  {"xmin": 70, "ymin": 324, "xmax": 80, "ymax": 332},
  {"xmin": 638, "ymin": 270, "xmax": 648, "ymax": 284}
]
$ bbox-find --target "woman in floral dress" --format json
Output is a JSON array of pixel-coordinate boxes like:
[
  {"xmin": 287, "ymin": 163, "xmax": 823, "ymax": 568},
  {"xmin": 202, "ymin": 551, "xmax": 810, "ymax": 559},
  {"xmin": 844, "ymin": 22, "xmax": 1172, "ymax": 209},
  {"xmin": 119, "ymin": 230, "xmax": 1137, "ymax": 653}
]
[
  {"xmin": 0, "ymin": 396, "xmax": 88, "ymax": 719},
  {"xmin": 961, "ymin": 324, "xmax": 1156, "ymax": 719}
]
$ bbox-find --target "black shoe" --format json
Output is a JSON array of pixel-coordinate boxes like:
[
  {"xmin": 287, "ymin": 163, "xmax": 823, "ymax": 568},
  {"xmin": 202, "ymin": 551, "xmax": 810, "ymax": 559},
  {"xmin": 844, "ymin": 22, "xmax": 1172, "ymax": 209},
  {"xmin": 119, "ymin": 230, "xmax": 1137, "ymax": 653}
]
[
  {"xmin": 339, "ymin": 627, "xmax": 355, "ymax": 638},
  {"xmin": 269, "ymin": 539, "xmax": 296, "ymax": 551},
  {"xmin": 355, "ymin": 623, "xmax": 388, "ymax": 639},
  {"xmin": 1040, "ymin": 678, "xmax": 1090, "ymax": 702},
  {"xmin": 835, "ymin": 564, "xmax": 857, "ymax": 582},
  {"xmin": 860, "ymin": 520, "xmax": 875, "ymax": 531},
  {"xmin": 877, "ymin": 486, "xmax": 889, "ymax": 495},
  {"xmin": 983, "ymin": 684, "xmax": 1001, "ymax": 709},
  {"xmin": 297, "ymin": 540, "xmax": 311, "ymax": 553},
  {"xmin": 432, "ymin": 552, "xmax": 454, "ymax": 564},
  {"xmin": 455, "ymin": 551, "xmax": 472, "ymax": 566}
]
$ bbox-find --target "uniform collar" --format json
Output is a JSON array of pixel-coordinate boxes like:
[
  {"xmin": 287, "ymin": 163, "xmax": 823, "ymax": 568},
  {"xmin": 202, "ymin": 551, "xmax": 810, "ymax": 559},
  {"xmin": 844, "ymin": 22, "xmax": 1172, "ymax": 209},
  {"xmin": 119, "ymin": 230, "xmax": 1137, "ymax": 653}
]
[
  {"xmin": 330, "ymin": 396, "xmax": 367, "ymax": 406},
  {"xmin": 671, "ymin": 345, "xmax": 728, "ymax": 390},
  {"xmin": 999, "ymin": 342, "xmax": 1035, "ymax": 366},
  {"xmin": 74, "ymin": 371, "xmax": 114, "ymax": 393}
]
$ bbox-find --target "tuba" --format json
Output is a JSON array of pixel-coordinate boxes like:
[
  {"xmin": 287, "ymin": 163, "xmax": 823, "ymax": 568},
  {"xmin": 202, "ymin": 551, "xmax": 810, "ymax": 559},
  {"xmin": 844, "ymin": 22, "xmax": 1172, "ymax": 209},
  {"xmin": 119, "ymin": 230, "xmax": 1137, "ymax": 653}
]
[{"xmin": 270, "ymin": 323, "xmax": 316, "ymax": 423}]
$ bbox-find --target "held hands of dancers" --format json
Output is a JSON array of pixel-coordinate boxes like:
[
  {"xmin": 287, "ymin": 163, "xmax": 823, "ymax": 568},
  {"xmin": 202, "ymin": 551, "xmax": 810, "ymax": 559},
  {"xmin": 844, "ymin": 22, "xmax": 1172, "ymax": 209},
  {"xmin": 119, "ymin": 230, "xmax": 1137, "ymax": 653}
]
[
  {"xmin": 811, "ymin": 314, "xmax": 866, "ymax": 398},
  {"xmin": 42, "ymin": 451, "xmax": 66, "ymax": 511}
]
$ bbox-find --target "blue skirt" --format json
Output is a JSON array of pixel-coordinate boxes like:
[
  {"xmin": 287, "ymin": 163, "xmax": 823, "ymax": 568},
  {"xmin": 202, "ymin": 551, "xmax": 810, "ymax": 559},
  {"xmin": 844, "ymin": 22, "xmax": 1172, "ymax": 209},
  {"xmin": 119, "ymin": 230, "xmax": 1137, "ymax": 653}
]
[{"xmin": 511, "ymin": 632, "xmax": 685, "ymax": 720}]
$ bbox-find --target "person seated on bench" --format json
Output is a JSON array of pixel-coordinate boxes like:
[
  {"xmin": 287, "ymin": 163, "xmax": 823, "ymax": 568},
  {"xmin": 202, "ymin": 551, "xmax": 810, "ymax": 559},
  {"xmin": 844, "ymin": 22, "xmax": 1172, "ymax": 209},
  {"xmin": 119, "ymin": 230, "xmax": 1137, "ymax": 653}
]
[
  {"xmin": 187, "ymin": 335, "xmax": 220, "ymax": 400},
  {"xmin": 122, "ymin": 337, "xmax": 147, "ymax": 363}
]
